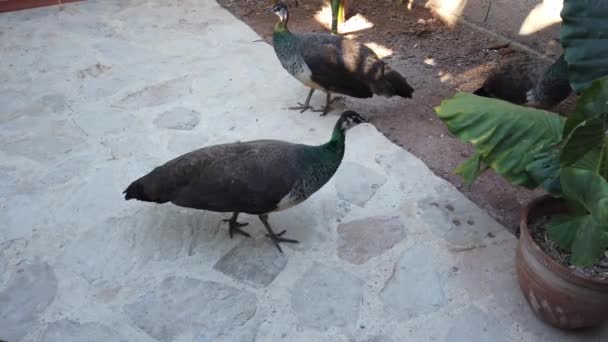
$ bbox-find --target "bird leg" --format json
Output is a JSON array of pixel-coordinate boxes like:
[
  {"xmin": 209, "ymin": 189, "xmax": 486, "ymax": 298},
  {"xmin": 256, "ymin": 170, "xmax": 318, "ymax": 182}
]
[
  {"xmin": 258, "ymin": 214, "xmax": 298, "ymax": 253},
  {"xmin": 289, "ymin": 88, "xmax": 315, "ymax": 113},
  {"xmin": 222, "ymin": 212, "xmax": 250, "ymax": 238},
  {"xmin": 312, "ymin": 92, "xmax": 343, "ymax": 116},
  {"xmin": 329, "ymin": 95, "xmax": 344, "ymax": 104}
]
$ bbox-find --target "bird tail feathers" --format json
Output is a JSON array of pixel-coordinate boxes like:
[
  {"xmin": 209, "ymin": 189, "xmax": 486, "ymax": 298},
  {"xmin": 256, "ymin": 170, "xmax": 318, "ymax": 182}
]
[{"xmin": 473, "ymin": 86, "xmax": 490, "ymax": 97}]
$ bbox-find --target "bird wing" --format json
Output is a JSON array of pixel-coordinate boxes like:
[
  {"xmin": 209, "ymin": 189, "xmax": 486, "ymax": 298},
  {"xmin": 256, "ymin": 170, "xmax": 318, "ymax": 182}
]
[
  {"xmin": 150, "ymin": 140, "xmax": 304, "ymax": 214},
  {"xmin": 297, "ymin": 34, "xmax": 381, "ymax": 98}
]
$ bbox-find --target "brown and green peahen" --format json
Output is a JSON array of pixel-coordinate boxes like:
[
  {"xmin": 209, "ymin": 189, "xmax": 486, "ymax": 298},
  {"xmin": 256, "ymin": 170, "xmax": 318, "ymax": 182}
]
[
  {"xmin": 124, "ymin": 111, "xmax": 369, "ymax": 252},
  {"xmin": 269, "ymin": 2, "xmax": 414, "ymax": 115}
]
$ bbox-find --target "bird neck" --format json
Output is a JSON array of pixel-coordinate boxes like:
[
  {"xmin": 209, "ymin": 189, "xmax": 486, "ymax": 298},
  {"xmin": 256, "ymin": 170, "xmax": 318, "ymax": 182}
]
[
  {"xmin": 322, "ymin": 122, "xmax": 346, "ymax": 155},
  {"xmin": 274, "ymin": 15, "xmax": 290, "ymax": 33},
  {"xmin": 273, "ymin": 20, "xmax": 297, "ymax": 59}
]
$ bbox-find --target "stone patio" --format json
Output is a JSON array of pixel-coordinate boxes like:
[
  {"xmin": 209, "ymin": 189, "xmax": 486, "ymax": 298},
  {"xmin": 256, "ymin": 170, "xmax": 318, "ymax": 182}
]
[{"xmin": 0, "ymin": 1, "xmax": 607, "ymax": 341}]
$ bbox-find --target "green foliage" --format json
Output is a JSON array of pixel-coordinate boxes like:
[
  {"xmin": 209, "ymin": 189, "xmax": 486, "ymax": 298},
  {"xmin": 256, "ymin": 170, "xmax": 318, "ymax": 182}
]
[
  {"xmin": 600, "ymin": 138, "xmax": 608, "ymax": 180},
  {"xmin": 565, "ymin": 75, "xmax": 608, "ymax": 129},
  {"xmin": 560, "ymin": 0, "xmax": 608, "ymax": 92},
  {"xmin": 561, "ymin": 116, "xmax": 606, "ymax": 166},
  {"xmin": 559, "ymin": 77, "xmax": 608, "ymax": 181},
  {"xmin": 526, "ymin": 150, "xmax": 561, "ymax": 196},
  {"xmin": 546, "ymin": 215, "xmax": 586, "ymax": 250},
  {"xmin": 547, "ymin": 168, "xmax": 608, "ymax": 266},
  {"xmin": 435, "ymin": 77, "xmax": 608, "ymax": 266},
  {"xmin": 435, "ymin": 93, "xmax": 563, "ymax": 188},
  {"xmin": 433, "ymin": 0, "xmax": 608, "ymax": 266},
  {"xmin": 453, "ymin": 152, "xmax": 484, "ymax": 188}
]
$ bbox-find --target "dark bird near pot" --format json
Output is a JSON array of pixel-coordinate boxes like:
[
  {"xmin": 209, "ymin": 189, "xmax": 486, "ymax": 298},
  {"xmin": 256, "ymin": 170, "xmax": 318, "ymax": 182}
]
[{"xmin": 473, "ymin": 54, "xmax": 572, "ymax": 110}]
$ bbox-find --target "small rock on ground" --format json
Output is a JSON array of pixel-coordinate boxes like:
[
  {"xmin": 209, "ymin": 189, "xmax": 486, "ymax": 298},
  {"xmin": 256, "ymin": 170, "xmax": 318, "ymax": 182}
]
[
  {"xmin": 124, "ymin": 276, "xmax": 258, "ymax": 342},
  {"xmin": 213, "ymin": 238, "xmax": 287, "ymax": 287},
  {"xmin": 381, "ymin": 244, "xmax": 446, "ymax": 320},
  {"xmin": 337, "ymin": 216, "xmax": 407, "ymax": 264},
  {"xmin": 291, "ymin": 263, "xmax": 363, "ymax": 331},
  {"xmin": 117, "ymin": 76, "xmax": 192, "ymax": 108},
  {"xmin": 335, "ymin": 162, "xmax": 387, "ymax": 207},
  {"xmin": 154, "ymin": 106, "xmax": 201, "ymax": 130}
]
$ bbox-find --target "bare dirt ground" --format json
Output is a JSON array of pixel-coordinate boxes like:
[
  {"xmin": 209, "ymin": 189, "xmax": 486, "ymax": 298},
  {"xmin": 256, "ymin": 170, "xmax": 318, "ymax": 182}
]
[{"xmin": 217, "ymin": 0, "xmax": 573, "ymax": 234}]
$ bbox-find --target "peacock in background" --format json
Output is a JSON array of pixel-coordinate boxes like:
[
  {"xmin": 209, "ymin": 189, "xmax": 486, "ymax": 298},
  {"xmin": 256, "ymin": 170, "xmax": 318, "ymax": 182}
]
[{"xmin": 473, "ymin": 54, "xmax": 572, "ymax": 110}]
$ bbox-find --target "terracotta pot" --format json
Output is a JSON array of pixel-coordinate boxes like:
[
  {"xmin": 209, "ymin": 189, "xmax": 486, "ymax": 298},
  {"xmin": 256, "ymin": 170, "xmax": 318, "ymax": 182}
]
[{"xmin": 516, "ymin": 195, "xmax": 608, "ymax": 329}]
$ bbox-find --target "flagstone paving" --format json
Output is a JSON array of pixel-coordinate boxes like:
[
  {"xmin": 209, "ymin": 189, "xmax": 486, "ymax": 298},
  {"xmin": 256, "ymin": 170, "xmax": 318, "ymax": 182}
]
[{"xmin": 0, "ymin": 1, "xmax": 606, "ymax": 341}]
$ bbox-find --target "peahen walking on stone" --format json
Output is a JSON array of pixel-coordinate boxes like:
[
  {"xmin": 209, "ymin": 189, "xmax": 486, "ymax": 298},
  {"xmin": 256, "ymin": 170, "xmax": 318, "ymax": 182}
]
[
  {"xmin": 473, "ymin": 54, "xmax": 572, "ymax": 110},
  {"xmin": 268, "ymin": 2, "xmax": 414, "ymax": 115},
  {"xmin": 124, "ymin": 111, "xmax": 369, "ymax": 252}
]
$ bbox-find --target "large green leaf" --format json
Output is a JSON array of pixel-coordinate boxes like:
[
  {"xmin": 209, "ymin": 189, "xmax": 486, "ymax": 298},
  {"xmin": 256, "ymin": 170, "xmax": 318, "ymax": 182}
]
[
  {"xmin": 545, "ymin": 168, "xmax": 608, "ymax": 266},
  {"xmin": 559, "ymin": 78, "xmax": 608, "ymax": 172},
  {"xmin": 571, "ymin": 219, "xmax": 608, "ymax": 266},
  {"xmin": 454, "ymin": 152, "xmax": 484, "ymax": 188},
  {"xmin": 435, "ymin": 93, "xmax": 564, "ymax": 188},
  {"xmin": 600, "ymin": 137, "xmax": 608, "ymax": 180},
  {"xmin": 560, "ymin": 1, "xmax": 608, "ymax": 92},
  {"xmin": 561, "ymin": 168, "xmax": 608, "ymax": 224},
  {"xmin": 566, "ymin": 76, "xmax": 608, "ymax": 133},
  {"xmin": 562, "ymin": 78, "xmax": 608, "ymax": 154},
  {"xmin": 570, "ymin": 148, "xmax": 602, "ymax": 171},
  {"xmin": 549, "ymin": 168, "xmax": 608, "ymax": 266},
  {"xmin": 561, "ymin": 116, "xmax": 606, "ymax": 166},
  {"xmin": 547, "ymin": 215, "xmax": 588, "ymax": 250},
  {"xmin": 526, "ymin": 150, "xmax": 562, "ymax": 195}
]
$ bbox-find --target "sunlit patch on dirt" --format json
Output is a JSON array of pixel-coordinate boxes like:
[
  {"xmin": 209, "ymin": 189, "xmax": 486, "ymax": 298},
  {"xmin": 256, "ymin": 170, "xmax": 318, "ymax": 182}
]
[
  {"xmin": 363, "ymin": 42, "xmax": 393, "ymax": 58},
  {"xmin": 438, "ymin": 71, "xmax": 454, "ymax": 83},
  {"xmin": 427, "ymin": 0, "xmax": 467, "ymax": 27},
  {"xmin": 519, "ymin": 0, "xmax": 562, "ymax": 35},
  {"xmin": 424, "ymin": 58, "xmax": 437, "ymax": 66},
  {"xmin": 314, "ymin": 4, "xmax": 374, "ymax": 34}
]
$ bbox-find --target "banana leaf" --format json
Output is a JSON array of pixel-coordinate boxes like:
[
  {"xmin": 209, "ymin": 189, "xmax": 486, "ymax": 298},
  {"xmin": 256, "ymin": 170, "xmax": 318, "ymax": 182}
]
[
  {"xmin": 560, "ymin": 0, "xmax": 608, "ymax": 92},
  {"xmin": 435, "ymin": 93, "xmax": 564, "ymax": 189},
  {"xmin": 547, "ymin": 168, "xmax": 608, "ymax": 266},
  {"xmin": 560, "ymin": 77, "xmax": 608, "ymax": 173}
]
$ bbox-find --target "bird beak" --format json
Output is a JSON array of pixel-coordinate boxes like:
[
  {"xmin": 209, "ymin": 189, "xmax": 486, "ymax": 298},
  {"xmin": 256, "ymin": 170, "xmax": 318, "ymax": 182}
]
[
  {"xmin": 360, "ymin": 116, "xmax": 370, "ymax": 123},
  {"xmin": 265, "ymin": 7, "xmax": 274, "ymax": 13}
]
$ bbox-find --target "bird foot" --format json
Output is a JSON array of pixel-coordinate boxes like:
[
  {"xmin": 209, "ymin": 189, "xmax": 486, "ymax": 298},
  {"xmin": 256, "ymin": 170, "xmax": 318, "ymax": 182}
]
[
  {"xmin": 312, "ymin": 96, "xmax": 343, "ymax": 116},
  {"xmin": 222, "ymin": 218, "xmax": 251, "ymax": 238},
  {"xmin": 289, "ymin": 102, "xmax": 314, "ymax": 113},
  {"xmin": 265, "ymin": 230, "xmax": 298, "ymax": 253},
  {"xmin": 312, "ymin": 106, "xmax": 332, "ymax": 116}
]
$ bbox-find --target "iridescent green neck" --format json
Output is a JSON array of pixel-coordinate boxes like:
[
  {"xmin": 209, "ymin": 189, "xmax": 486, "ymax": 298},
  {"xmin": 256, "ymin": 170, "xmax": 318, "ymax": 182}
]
[
  {"xmin": 323, "ymin": 124, "xmax": 346, "ymax": 153},
  {"xmin": 331, "ymin": 128, "xmax": 345, "ymax": 143},
  {"xmin": 274, "ymin": 17, "xmax": 289, "ymax": 33}
]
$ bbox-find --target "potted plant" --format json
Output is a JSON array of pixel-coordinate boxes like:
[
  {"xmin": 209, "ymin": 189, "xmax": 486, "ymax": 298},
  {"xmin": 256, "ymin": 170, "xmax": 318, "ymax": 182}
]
[{"xmin": 433, "ymin": 0, "xmax": 608, "ymax": 329}]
